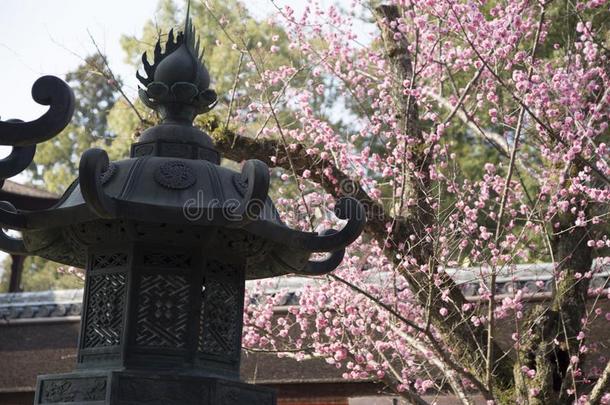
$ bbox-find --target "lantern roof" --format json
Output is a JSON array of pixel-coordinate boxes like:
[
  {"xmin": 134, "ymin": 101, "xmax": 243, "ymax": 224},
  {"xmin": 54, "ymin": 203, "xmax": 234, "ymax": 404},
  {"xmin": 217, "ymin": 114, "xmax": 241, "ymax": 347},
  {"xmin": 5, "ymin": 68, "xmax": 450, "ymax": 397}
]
[{"xmin": 0, "ymin": 3, "xmax": 365, "ymax": 280}]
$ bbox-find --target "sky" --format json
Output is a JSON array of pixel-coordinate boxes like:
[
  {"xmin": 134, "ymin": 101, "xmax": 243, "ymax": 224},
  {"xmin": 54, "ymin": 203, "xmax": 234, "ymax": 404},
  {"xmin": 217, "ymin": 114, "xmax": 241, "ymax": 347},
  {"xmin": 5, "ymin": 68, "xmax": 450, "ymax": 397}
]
[
  {"xmin": 0, "ymin": 0, "xmax": 300, "ymax": 122},
  {"xmin": 0, "ymin": 0, "xmax": 311, "ymax": 168},
  {"xmin": 0, "ymin": 0, "xmax": 157, "ymax": 121}
]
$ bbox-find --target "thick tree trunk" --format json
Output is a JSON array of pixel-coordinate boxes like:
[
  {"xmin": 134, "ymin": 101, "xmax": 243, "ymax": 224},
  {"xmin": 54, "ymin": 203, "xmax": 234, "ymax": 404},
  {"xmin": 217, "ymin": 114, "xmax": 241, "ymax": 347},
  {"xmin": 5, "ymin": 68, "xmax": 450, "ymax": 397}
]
[
  {"xmin": 374, "ymin": 4, "xmax": 514, "ymax": 394},
  {"xmin": 515, "ymin": 206, "xmax": 593, "ymax": 404}
]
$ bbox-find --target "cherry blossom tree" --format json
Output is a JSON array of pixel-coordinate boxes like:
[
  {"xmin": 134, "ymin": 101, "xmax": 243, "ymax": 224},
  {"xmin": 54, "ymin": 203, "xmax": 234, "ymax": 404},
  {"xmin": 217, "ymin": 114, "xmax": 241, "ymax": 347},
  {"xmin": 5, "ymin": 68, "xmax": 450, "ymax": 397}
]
[{"xmin": 112, "ymin": 0, "xmax": 610, "ymax": 403}]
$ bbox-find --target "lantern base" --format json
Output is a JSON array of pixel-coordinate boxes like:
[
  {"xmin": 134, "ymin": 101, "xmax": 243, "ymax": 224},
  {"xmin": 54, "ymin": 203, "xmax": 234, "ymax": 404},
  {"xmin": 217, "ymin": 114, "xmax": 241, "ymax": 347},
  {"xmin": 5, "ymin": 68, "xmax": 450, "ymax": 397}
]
[{"xmin": 34, "ymin": 370, "xmax": 276, "ymax": 405}]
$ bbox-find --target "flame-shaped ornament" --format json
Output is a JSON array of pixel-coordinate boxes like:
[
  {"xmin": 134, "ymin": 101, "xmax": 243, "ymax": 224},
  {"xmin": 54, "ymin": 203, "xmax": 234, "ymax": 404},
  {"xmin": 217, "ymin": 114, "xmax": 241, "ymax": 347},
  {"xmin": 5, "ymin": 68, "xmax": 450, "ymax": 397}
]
[{"xmin": 137, "ymin": 1, "xmax": 217, "ymax": 122}]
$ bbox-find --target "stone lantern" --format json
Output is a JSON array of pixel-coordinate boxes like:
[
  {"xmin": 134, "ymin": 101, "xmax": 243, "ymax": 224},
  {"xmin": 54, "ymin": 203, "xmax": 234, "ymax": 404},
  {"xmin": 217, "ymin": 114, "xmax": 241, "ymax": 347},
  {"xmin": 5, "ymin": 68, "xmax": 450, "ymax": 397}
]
[{"xmin": 0, "ymin": 5, "xmax": 365, "ymax": 405}]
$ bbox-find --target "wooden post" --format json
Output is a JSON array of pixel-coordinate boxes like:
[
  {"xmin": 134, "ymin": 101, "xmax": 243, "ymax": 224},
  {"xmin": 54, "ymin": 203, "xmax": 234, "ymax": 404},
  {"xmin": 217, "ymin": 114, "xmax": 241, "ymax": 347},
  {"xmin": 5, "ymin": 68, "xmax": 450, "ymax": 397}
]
[{"xmin": 8, "ymin": 254, "xmax": 25, "ymax": 293}]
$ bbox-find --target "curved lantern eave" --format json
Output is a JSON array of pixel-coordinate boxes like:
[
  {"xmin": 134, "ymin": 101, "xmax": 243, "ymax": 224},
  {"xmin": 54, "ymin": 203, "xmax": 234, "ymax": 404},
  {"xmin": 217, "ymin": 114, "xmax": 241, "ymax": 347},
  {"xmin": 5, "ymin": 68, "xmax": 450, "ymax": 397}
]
[
  {"xmin": 0, "ymin": 76, "xmax": 75, "ymax": 147},
  {"xmin": 0, "ymin": 75, "xmax": 75, "ymax": 255},
  {"xmin": 0, "ymin": 174, "xmax": 364, "ymax": 280},
  {"xmin": 10, "ymin": 184, "xmax": 364, "ymax": 279}
]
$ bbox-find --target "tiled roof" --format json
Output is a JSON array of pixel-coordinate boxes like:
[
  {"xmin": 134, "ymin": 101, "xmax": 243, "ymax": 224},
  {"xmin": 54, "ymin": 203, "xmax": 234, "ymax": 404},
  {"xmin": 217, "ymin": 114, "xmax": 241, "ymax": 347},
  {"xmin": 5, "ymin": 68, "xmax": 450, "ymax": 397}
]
[
  {"xmin": 1, "ymin": 264, "xmax": 609, "ymax": 321},
  {"xmin": 1, "ymin": 180, "xmax": 58, "ymax": 199},
  {"xmin": 0, "ymin": 289, "xmax": 82, "ymax": 322}
]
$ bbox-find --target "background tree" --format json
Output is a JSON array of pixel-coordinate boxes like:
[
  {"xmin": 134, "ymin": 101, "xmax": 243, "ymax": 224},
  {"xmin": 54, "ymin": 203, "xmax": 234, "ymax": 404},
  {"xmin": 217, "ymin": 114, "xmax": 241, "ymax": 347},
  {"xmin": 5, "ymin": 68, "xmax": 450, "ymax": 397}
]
[{"xmin": 138, "ymin": 0, "xmax": 606, "ymax": 403}]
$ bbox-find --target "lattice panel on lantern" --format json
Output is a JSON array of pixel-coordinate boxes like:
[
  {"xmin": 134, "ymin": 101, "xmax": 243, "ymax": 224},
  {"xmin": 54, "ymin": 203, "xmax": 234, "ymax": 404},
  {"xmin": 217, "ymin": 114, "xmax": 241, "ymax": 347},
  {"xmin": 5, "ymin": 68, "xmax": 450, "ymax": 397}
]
[
  {"xmin": 198, "ymin": 260, "xmax": 243, "ymax": 361},
  {"xmin": 135, "ymin": 273, "xmax": 191, "ymax": 348},
  {"xmin": 92, "ymin": 252, "xmax": 128, "ymax": 269},
  {"xmin": 142, "ymin": 252, "xmax": 192, "ymax": 269},
  {"xmin": 83, "ymin": 271, "xmax": 127, "ymax": 348}
]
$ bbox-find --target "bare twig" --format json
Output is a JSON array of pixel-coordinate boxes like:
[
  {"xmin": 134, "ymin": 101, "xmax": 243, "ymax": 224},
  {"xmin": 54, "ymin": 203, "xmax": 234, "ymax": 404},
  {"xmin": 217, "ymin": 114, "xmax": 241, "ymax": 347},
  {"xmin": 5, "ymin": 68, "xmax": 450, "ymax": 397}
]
[
  {"xmin": 429, "ymin": 91, "xmax": 510, "ymax": 156},
  {"xmin": 227, "ymin": 51, "xmax": 245, "ymax": 147},
  {"xmin": 238, "ymin": 38, "xmax": 316, "ymax": 230},
  {"xmin": 442, "ymin": 65, "xmax": 484, "ymax": 125},
  {"xmin": 87, "ymin": 31, "xmax": 149, "ymax": 125}
]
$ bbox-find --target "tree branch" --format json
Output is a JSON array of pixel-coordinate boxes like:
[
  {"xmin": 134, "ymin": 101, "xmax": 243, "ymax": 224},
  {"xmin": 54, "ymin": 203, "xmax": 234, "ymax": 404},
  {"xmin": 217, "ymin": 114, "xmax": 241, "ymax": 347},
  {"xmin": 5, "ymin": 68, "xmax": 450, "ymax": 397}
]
[
  {"xmin": 87, "ymin": 31, "xmax": 150, "ymax": 126},
  {"xmin": 588, "ymin": 359, "xmax": 610, "ymax": 405},
  {"xmin": 429, "ymin": 91, "xmax": 509, "ymax": 156},
  {"xmin": 204, "ymin": 115, "xmax": 393, "ymax": 238},
  {"xmin": 488, "ymin": 4, "xmax": 546, "ymax": 395}
]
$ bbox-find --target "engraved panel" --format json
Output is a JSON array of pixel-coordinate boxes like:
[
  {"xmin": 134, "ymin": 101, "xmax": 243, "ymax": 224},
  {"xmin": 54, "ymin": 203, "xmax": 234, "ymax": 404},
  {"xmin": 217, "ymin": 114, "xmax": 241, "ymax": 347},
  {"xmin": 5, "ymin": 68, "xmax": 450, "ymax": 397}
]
[
  {"xmin": 132, "ymin": 222, "xmax": 204, "ymax": 242},
  {"xmin": 217, "ymin": 229, "xmax": 267, "ymax": 256},
  {"xmin": 135, "ymin": 274, "xmax": 190, "ymax": 348},
  {"xmin": 71, "ymin": 220, "xmax": 130, "ymax": 246},
  {"xmin": 83, "ymin": 272, "xmax": 126, "ymax": 348},
  {"xmin": 40, "ymin": 377, "xmax": 106, "ymax": 403},
  {"xmin": 80, "ymin": 353, "xmax": 121, "ymax": 363},
  {"xmin": 198, "ymin": 261, "xmax": 242, "ymax": 360},
  {"xmin": 116, "ymin": 376, "xmax": 208, "ymax": 405},
  {"xmin": 160, "ymin": 142, "xmax": 191, "ymax": 158}
]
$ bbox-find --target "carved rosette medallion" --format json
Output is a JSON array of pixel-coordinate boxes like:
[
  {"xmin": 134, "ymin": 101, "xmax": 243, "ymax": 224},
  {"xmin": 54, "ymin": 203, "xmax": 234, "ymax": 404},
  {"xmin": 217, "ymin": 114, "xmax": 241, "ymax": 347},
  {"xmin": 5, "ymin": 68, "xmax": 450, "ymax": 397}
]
[{"xmin": 154, "ymin": 161, "xmax": 196, "ymax": 189}]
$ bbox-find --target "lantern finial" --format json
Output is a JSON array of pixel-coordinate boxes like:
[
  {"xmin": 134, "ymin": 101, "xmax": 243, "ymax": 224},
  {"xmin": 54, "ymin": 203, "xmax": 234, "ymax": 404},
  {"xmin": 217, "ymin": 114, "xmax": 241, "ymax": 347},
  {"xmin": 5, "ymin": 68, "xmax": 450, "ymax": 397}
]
[{"xmin": 137, "ymin": 0, "xmax": 217, "ymax": 123}]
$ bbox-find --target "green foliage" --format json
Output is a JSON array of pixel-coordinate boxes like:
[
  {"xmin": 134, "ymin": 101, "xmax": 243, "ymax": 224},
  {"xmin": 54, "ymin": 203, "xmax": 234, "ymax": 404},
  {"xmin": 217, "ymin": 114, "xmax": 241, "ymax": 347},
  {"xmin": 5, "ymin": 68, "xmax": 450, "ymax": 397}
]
[
  {"xmin": 0, "ymin": 256, "xmax": 83, "ymax": 292},
  {"xmin": 32, "ymin": 54, "xmax": 119, "ymax": 193},
  {"xmin": 541, "ymin": 0, "xmax": 610, "ymax": 57}
]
